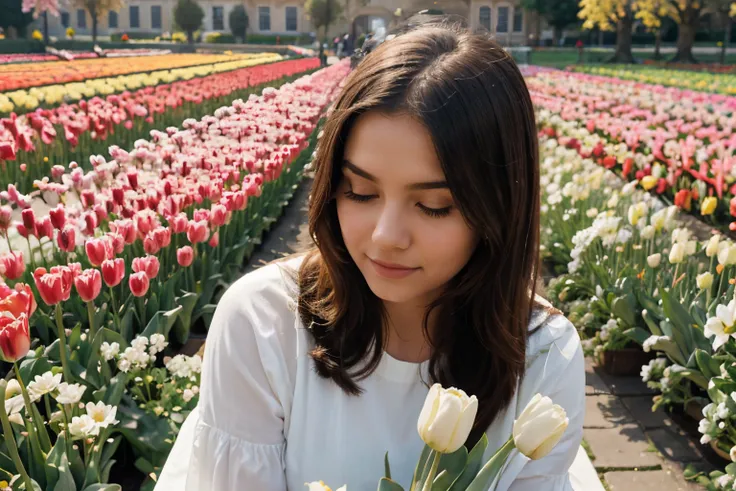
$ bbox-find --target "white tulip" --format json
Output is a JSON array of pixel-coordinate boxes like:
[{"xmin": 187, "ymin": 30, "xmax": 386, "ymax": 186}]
[
  {"xmin": 305, "ymin": 482, "xmax": 346, "ymax": 491},
  {"xmin": 706, "ymin": 235, "xmax": 720, "ymax": 257},
  {"xmin": 718, "ymin": 244, "xmax": 736, "ymax": 266},
  {"xmin": 417, "ymin": 383, "xmax": 478, "ymax": 453},
  {"xmin": 697, "ymin": 272, "xmax": 713, "ymax": 290},
  {"xmin": 669, "ymin": 243, "xmax": 685, "ymax": 264},
  {"xmin": 647, "ymin": 253, "xmax": 661, "ymax": 268},
  {"xmin": 513, "ymin": 394, "xmax": 569, "ymax": 460}
]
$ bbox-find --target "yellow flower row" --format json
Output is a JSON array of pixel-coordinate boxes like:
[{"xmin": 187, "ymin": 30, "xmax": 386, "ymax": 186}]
[
  {"xmin": 574, "ymin": 65, "xmax": 736, "ymax": 95},
  {"xmin": 0, "ymin": 53, "xmax": 282, "ymax": 113}
]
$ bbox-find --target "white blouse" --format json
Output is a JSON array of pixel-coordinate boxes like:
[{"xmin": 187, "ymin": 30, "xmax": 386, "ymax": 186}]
[{"xmin": 155, "ymin": 255, "xmax": 586, "ymax": 491}]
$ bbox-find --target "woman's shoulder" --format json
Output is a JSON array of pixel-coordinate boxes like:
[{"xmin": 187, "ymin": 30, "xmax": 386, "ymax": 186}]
[
  {"xmin": 223, "ymin": 253, "xmax": 305, "ymax": 309},
  {"xmin": 527, "ymin": 294, "xmax": 580, "ymax": 362}
]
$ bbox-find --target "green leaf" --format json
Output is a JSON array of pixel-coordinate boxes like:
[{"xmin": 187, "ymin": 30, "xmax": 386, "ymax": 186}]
[
  {"xmin": 100, "ymin": 435, "xmax": 122, "ymax": 468},
  {"xmin": 411, "ymin": 444, "xmax": 432, "ymax": 491},
  {"xmin": 431, "ymin": 447, "xmax": 468, "ymax": 491},
  {"xmin": 82, "ymin": 484, "xmax": 122, "ymax": 491},
  {"xmin": 53, "ymin": 453, "xmax": 76, "ymax": 491},
  {"xmin": 695, "ymin": 350, "xmax": 722, "ymax": 379},
  {"xmin": 465, "ymin": 438, "xmax": 516, "ymax": 491},
  {"xmin": 120, "ymin": 308, "xmax": 136, "ymax": 343},
  {"xmin": 450, "ymin": 434, "xmax": 488, "ymax": 491},
  {"xmin": 378, "ymin": 478, "xmax": 406, "ymax": 491},
  {"xmin": 661, "ymin": 289, "xmax": 695, "ymax": 354},
  {"xmin": 611, "ymin": 294, "xmax": 636, "ymax": 327},
  {"xmin": 145, "ymin": 293, "xmax": 160, "ymax": 323},
  {"xmin": 134, "ymin": 457, "xmax": 156, "ymax": 475},
  {"xmin": 384, "ymin": 452, "xmax": 392, "ymax": 479},
  {"xmin": 172, "ymin": 292, "xmax": 199, "ymax": 344},
  {"xmin": 623, "ymin": 327, "xmax": 651, "ymax": 346}
]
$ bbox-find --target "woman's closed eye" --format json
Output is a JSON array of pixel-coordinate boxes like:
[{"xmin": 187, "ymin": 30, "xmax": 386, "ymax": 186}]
[{"xmin": 343, "ymin": 190, "xmax": 453, "ymax": 218}]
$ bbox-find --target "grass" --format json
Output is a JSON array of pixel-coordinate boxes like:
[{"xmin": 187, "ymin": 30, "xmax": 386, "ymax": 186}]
[
  {"xmin": 522, "ymin": 48, "xmax": 736, "ymax": 69},
  {"xmin": 582, "ymin": 438, "xmax": 596, "ymax": 462}
]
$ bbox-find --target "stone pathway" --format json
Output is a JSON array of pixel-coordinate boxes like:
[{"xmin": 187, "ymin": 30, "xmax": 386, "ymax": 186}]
[{"xmin": 584, "ymin": 357, "xmax": 711, "ymax": 490}]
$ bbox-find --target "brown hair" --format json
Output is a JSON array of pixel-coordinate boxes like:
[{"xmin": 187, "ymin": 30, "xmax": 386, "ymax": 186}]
[{"xmin": 297, "ymin": 20, "xmax": 541, "ymax": 445}]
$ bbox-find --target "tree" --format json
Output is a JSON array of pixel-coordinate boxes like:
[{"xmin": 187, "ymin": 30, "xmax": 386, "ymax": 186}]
[
  {"xmin": 713, "ymin": 0, "xmax": 736, "ymax": 64},
  {"xmin": 21, "ymin": 0, "xmax": 58, "ymax": 43},
  {"xmin": 174, "ymin": 0, "xmax": 204, "ymax": 44},
  {"xmin": 229, "ymin": 5, "xmax": 248, "ymax": 43},
  {"xmin": 305, "ymin": 0, "xmax": 343, "ymax": 41},
  {"xmin": 633, "ymin": 0, "xmax": 675, "ymax": 59},
  {"xmin": 522, "ymin": 0, "xmax": 581, "ymax": 46},
  {"xmin": 0, "ymin": 0, "xmax": 34, "ymax": 38},
  {"xmin": 578, "ymin": 0, "xmax": 636, "ymax": 63},
  {"xmin": 68, "ymin": 0, "xmax": 123, "ymax": 43}
]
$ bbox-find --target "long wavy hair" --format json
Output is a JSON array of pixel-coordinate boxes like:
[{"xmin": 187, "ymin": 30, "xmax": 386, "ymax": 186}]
[{"xmin": 297, "ymin": 20, "xmax": 541, "ymax": 445}]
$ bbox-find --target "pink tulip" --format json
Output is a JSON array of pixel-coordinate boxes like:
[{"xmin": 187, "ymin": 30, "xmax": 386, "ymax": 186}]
[
  {"xmin": 177, "ymin": 246, "xmax": 194, "ymax": 267},
  {"xmin": 101, "ymin": 258, "xmax": 125, "ymax": 287},
  {"xmin": 129, "ymin": 272, "xmax": 150, "ymax": 297},
  {"xmin": 0, "ymin": 251, "xmax": 25, "ymax": 280},
  {"xmin": 74, "ymin": 269, "xmax": 102, "ymax": 302},
  {"xmin": 187, "ymin": 220, "xmax": 209, "ymax": 244},
  {"xmin": 208, "ymin": 231, "xmax": 220, "ymax": 248},
  {"xmin": 0, "ymin": 313, "xmax": 30, "ymax": 363},
  {"xmin": 85, "ymin": 238, "xmax": 108, "ymax": 267},
  {"xmin": 57, "ymin": 226, "xmax": 76, "ymax": 252},
  {"xmin": 170, "ymin": 213, "xmax": 188, "ymax": 234},
  {"xmin": 210, "ymin": 204, "xmax": 229, "ymax": 227},
  {"xmin": 132, "ymin": 255, "xmax": 160, "ymax": 280}
]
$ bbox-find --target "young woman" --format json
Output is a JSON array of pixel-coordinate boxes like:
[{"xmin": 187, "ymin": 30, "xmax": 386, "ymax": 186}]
[{"xmin": 155, "ymin": 20, "xmax": 585, "ymax": 491}]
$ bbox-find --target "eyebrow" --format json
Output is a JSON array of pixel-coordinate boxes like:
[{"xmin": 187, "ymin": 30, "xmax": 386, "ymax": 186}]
[{"xmin": 342, "ymin": 159, "xmax": 449, "ymax": 190}]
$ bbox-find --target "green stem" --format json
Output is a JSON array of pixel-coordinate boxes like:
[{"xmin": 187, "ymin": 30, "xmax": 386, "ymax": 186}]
[
  {"xmin": 87, "ymin": 301, "xmax": 97, "ymax": 341},
  {"xmin": 421, "ymin": 451, "xmax": 441, "ymax": 491},
  {"xmin": 61, "ymin": 404, "xmax": 73, "ymax": 458},
  {"xmin": 55, "ymin": 303, "xmax": 72, "ymax": 382},
  {"xmin": 109, "ymin": 286, "xmax": 120, "ymax": 332},
  {"xmin": 14, "ymin": 362, "xmax": 52, "ymax": 454},
  {"xmin": 0, "ymin": 382, "xmax": 35, "ymax": 491}
]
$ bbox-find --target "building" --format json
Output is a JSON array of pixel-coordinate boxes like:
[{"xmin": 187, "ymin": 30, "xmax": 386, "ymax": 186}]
[{"xmin": 39, "ymin": 0, "xmax": 539, "ymax": 46}]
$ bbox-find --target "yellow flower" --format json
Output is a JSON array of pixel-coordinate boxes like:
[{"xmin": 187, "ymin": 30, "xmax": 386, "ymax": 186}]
[
  {"xmin": 640, "ymin": 175, "xmax": 658, "ymax": 191},
  {"xmin": 701, "ymin": 197, "xmax": 717, "ymax": 215},
  {"xmin": 32, "ymin": 29, "xmax": 43, "ymax": 41}
]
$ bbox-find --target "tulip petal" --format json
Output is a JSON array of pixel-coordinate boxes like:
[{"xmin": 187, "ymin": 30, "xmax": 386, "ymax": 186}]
[
  {"xmin": 418, "ymin": 383, "xmax": 441, "ymax": 438},
  {"xmin": 528, "ymin": 417, "xmax": 569, "ymax": 460},
  {"xmin": 447, "ymin": 395, "xmax": 478, "ymax": 452},
  {"xmin": 426, "ymin": 390, "xmax": 464, "ymax": 452}
]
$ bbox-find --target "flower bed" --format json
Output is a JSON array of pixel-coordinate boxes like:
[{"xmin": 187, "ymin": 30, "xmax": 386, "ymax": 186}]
[
  {"xmin": 0, "ymin": 52, "xmax": 282, "ymax": 113},
  {"xmin": 536, "ymin": 133, "xmax": 736, "ymax": 489},
  {"xmin": 572, "ymin": 64, "xmax": 736, "ymax": 95},
  {"xmin": 0, "ymin": 60, "xmax": 350, "ymax": 490},
  {"xmin": 0, "ymin": 57, "xmax": 320, "ymax": 192},
  {"xmin": 0, "ymin": 53, "xmax": 273, "ymax": 93},
  {"xmin": 529, "ymin": 68, "xmax": 736, "ymax": 233}
]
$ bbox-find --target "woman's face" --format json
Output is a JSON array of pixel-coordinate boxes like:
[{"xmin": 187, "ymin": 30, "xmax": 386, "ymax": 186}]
[{"xmin": 336, "ymin": 111, "xmax": 479, "ymax": 306}]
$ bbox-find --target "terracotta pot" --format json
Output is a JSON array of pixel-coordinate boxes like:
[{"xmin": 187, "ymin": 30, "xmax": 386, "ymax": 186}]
[
  {"xmin": 178, "ymin": 333, "xmax": 206, "ymax": 358},
  {"xmin": 600, "ymin": 348, "xmax": 655, "ymax": 376},
  {"xmin": 684, "ymin": 399, "xmax": 706, "ymax": 422}
]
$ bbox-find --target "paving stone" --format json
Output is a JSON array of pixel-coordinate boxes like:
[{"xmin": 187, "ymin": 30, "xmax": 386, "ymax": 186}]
[
  {"xmin": 620, "ymin": 396, "xmax": 668, "ymax": 429},
  {"xmin": 586, "ymin": 357, "xmax": 610, "ymax": 395},
  {"xmin": 596, "ymin": 367, "xmax": 655, "ymax": 396},
  {"xmin": 646, "ymin": 427, "xmax": 702, "ymax": 463},
  {"xmin": 605, "ymin": 469, "xmax": 701, "ymax": 490},
  {"xmin": 584, "ymin": 426, "xmax": 661, "ymax": 468},
  {"xmin": 585, "ymin": 394, "xmax": 635, "ymax": 428}
]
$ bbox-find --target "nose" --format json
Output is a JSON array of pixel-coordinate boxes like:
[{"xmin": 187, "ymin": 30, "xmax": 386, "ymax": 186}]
[{"xmin": 371, "ymin": 202, "xmax": 411, "ymax": 250}]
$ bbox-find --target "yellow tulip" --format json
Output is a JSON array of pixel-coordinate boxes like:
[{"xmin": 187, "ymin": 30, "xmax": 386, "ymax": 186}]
[
  {"xmin": 640, "ymin": 175, "xmax": 658, "ymax": 191},
  {"xmin": 701, "ymin": 197, "xmax": 717, "ymax": 215}
]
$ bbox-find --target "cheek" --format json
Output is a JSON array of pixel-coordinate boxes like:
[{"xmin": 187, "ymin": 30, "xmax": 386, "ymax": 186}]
[
  {"xmin": 336, "ymin": 199, "xmax": 372, "ymax": 248},
  {"xmin": 420, "ymin": 219, "xmax": 478, "ymax": 269}
]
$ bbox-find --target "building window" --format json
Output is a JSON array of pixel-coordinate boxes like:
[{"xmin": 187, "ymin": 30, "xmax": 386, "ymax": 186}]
[
  {"xmin": 77, "ymin": 9, "xmax": 86, "ymax": 28},
  {"xmin": 285, "ymin": 6, "xmax": 297, "ymax": 32},
  {"xmin": 151, "ymin": 5, "xmax": 162, "ymax": 28},
  {"xmin": 212, "ymin": 6, "xmax": 224, "ymax": 30},
  {"xmin": 479, "ymin": 6, "xmax": 490, "ymax": 31},
  {"xmin": 61, "ymin": 11, "xmax": 70, "ymax": 27},
  {"xmin": 258, "ymin": 6, "xmax": 270, "ymax": 31},
  {"xmin": 513, "ymin": 8, "xmax": 523, "ymax": 32},
  {"xmin": 496, "ymin": 6, "xmax": 508, "ymax": 33},
  {"xmin": 108, "ymin": 11, "xmax": 118, "ymax": 28},
  {"xmin": 129, "ymin": 5, "xmax": 140, "ymax": 28}
]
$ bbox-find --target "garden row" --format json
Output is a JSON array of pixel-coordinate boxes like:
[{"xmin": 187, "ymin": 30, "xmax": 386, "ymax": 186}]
[{"xmin": 0, "ymin": 59, "xmax": 350, "ymax": 491}]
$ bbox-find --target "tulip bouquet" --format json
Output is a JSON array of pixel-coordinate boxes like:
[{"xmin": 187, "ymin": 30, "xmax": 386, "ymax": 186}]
[{"xmin": 310, "ymin": 385, "xmax": 569, "ymax": 491}]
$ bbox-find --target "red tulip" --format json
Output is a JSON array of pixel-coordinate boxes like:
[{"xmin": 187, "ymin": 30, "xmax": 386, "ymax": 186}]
[
  {"xmin": 101, "ymin": 258, "xmax": 125, "ymax": 287},
  {"xmin": 187, "ymin": 220, "xmax": 209, "ymax": 244},
  {"xmin": 49, "ymin": 205, "xmax": 66, "ymax": 229},
  {"xmin": 108, "ymin": 232, "xmax": 125, "ymax": 254},
  {"xmin": 170, "ymin": 213, "xmax": 188, "ymax": 234},
  {"xmin": 21, "ymin": 208, "xmax": 36, "ymax": 232},
  {"xmin": 153, "ymin": 227, "xmax": 171, "ymax": 249},
  {"xmin": 132, "ymin": 255, "xmax": 160, "ymax": 280},
  {"xmin": 85, "ymin": 238, "xmax": 108, "ymax": 267},
  {"xmin": 15, "ymin": 223, "xmax": 29, "ymax": 239},
  {"xmin": 0, "ymin": 251, "xmax": 25, "ymax": 280},
  {"xmin": 35, "ymin": 271, "xmax": 66, "ymax": 305},
  {"xmin": 210, "ymin": 204, "xmax": 228, "ymax": 227},
  {"xmin": 0, "ymin": 283, "xmax": 36, "ymax": 318},
  {"xmin": 74, "ymin": 269, "xmax": 102, "ymax": 302},
  {"xmin": 143, "ymin": 233, "xmax": 160, "ymax": 255},
  {"xmin": 177, "ymin": 246, "xmax": 194, "ymax": 267},
  {"xmin": 36, "ymin": 216, "xmax": 53, "ymax": 240},
  {"xmin": 0, "ymin": 313, "xmax": 30, "ymax": 362},
  {"xmin": 129, "ymin": 272, "xmax": 150, "ymax": 297}
]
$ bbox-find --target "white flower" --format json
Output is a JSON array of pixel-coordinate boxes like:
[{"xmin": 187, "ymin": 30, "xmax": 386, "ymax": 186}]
[
  {"xmin": 85, "ymin": 401, "xmax": 119, "ymax": 429},
  {"xmin": 697, "ymin": 272, "xmax": 714, "ymax": 290},
  {"xmin": 5, "ymin": 394, "xmax": 24, "ymax": 417},
  {"xmin": 5, "ymin": 378, "xmax": 21, "ymax": 399},
  {"xmin": 706, "ymin": 235, "xmax": 721, "ymax": 257},
  {"xmin": 716, "ymin": 474, "xmax": 733, "ymax": 489},
  {"xmin": 68, "ymin": 414, "xmax": 99, "ymax": 440},
  {"xmin": 669, "ymin": 243, "xmax": 686, "ymax": 264},
  {"xmin": 100, "ymin": 342, "xmax": 120, "ymax": 361},
  {"xmin": 731, "ymin": 445, "xmax": 736, "ymax": 463},
  {"xmin": 627, "ymin": 202, "xmax": 648, "ymax": 227},
  {"xmin": 647, "ymin": 253, "xmax": 661, "ymax": 268},
  {"xmin": 643, "ymin": 335, "xmax": 671, "ymax": 353},
  {"xmin": 131, "ymin": 336, "xmax": 149, "ymax": 352},
  {"xmin": 27, "ymin": 371, "xmax": 62, "ymax": 399},
  {"xmin": 718, "ymin": 402, "xmax": 730, "ymax": 420},
  {"xmin": 183, "ymin": 389, "xmax": 195, "ymax": 403},
  {"xmin": 718, "ymin": 243, "xmax": 736, "ymax": 266},
  {"xmin": 513, "ymin": 393, "xmax": 569, "ymax": 460},
  {"xmin": 417, "ymin": 383, "xmax": 478, "ymax": 453},
  {"xmin": 600, "ymin": 328, "xmax": 610, "ymax": 341},
  {"xmin": 148, "ymin": 334, "xmax": 168, "ymax": 355},
  {"xmin": 305, "ymin": 482, "xmax": 346, "ymax": 491},
  {"xmin": 55, "ymin": 382, "xmax": 86, "ymax": 405},
  {"xmin": 640, "ymin": 225, "xmax": 655, "ymax": 240},
  {"xmin": 117, "ymin": 358, "xmax": 132, "ymax": 373},
  {"xmin": 704, "ymin": 299, "xmax": 736, "ymax": 350},
  {"xmin": 586, "ymin": 208, "xmax": 598, "ymax": 218}
]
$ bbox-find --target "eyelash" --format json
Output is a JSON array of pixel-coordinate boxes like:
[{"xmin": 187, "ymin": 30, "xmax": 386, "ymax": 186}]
[{"xmin": 343, "ymin": 190, "xmax": 453, "ymax": 218}]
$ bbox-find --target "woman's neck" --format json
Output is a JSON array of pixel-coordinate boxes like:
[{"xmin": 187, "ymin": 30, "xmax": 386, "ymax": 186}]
[{"xmin": 382, "ymin": 299, "xmax": 437, "ymax": 363}]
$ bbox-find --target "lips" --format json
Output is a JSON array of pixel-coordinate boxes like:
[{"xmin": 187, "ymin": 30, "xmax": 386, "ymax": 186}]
[{"xmin": 369, "ymin": 258, "xmax": 417, "ymax": 270}]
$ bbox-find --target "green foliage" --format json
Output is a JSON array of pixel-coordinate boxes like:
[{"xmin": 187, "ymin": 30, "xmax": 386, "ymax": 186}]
[
  {"xmin": 173, "ymin": 0, "xmax": 204, "ymax": 42},
  {"xmin": 229, "ymin": 5, "xmax": 248, "ymax": 42}
]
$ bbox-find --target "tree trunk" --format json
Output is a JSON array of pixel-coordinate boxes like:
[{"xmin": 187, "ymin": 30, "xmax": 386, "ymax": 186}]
[
  {"xmin": 90, "ymin": 2, "xmax": 98, "ymax": 43},
  {"xmin": 598, "ymin": 28, "xmax": 603, "ymax": 46},
  {"xmin": 654, "ymin": 28, "xmax": 662, "ymax": 60},
  {"xmin": 722, "ymin": 19, "xmax": 731, "ymax": 65},
  {"xmin": 187, "ymin": 30, "xmax": 194, "ymax": 44},
  {"xmin": 609, "ymin": 14, "xmax": 635, "ymax": 63},
  {"xmin": 671, "ymin": 8, "xmax": 698, "ymax": 63},
  {"xmin": 43, "ymin": 11, "xmax": 49, "ymax": 45},
  {"xmin": 552, "ymin": 26, "xmax": 561, "ymax": 46}
]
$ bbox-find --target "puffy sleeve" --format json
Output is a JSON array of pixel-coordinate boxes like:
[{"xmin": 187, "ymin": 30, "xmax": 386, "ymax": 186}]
[
  {"xmin": 155, "ymin": 262, "xmax": 299, "ymax": 491},
  {"xmin": 499, "ymin": 314, "xmax": 586, "ymax": 491}
]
